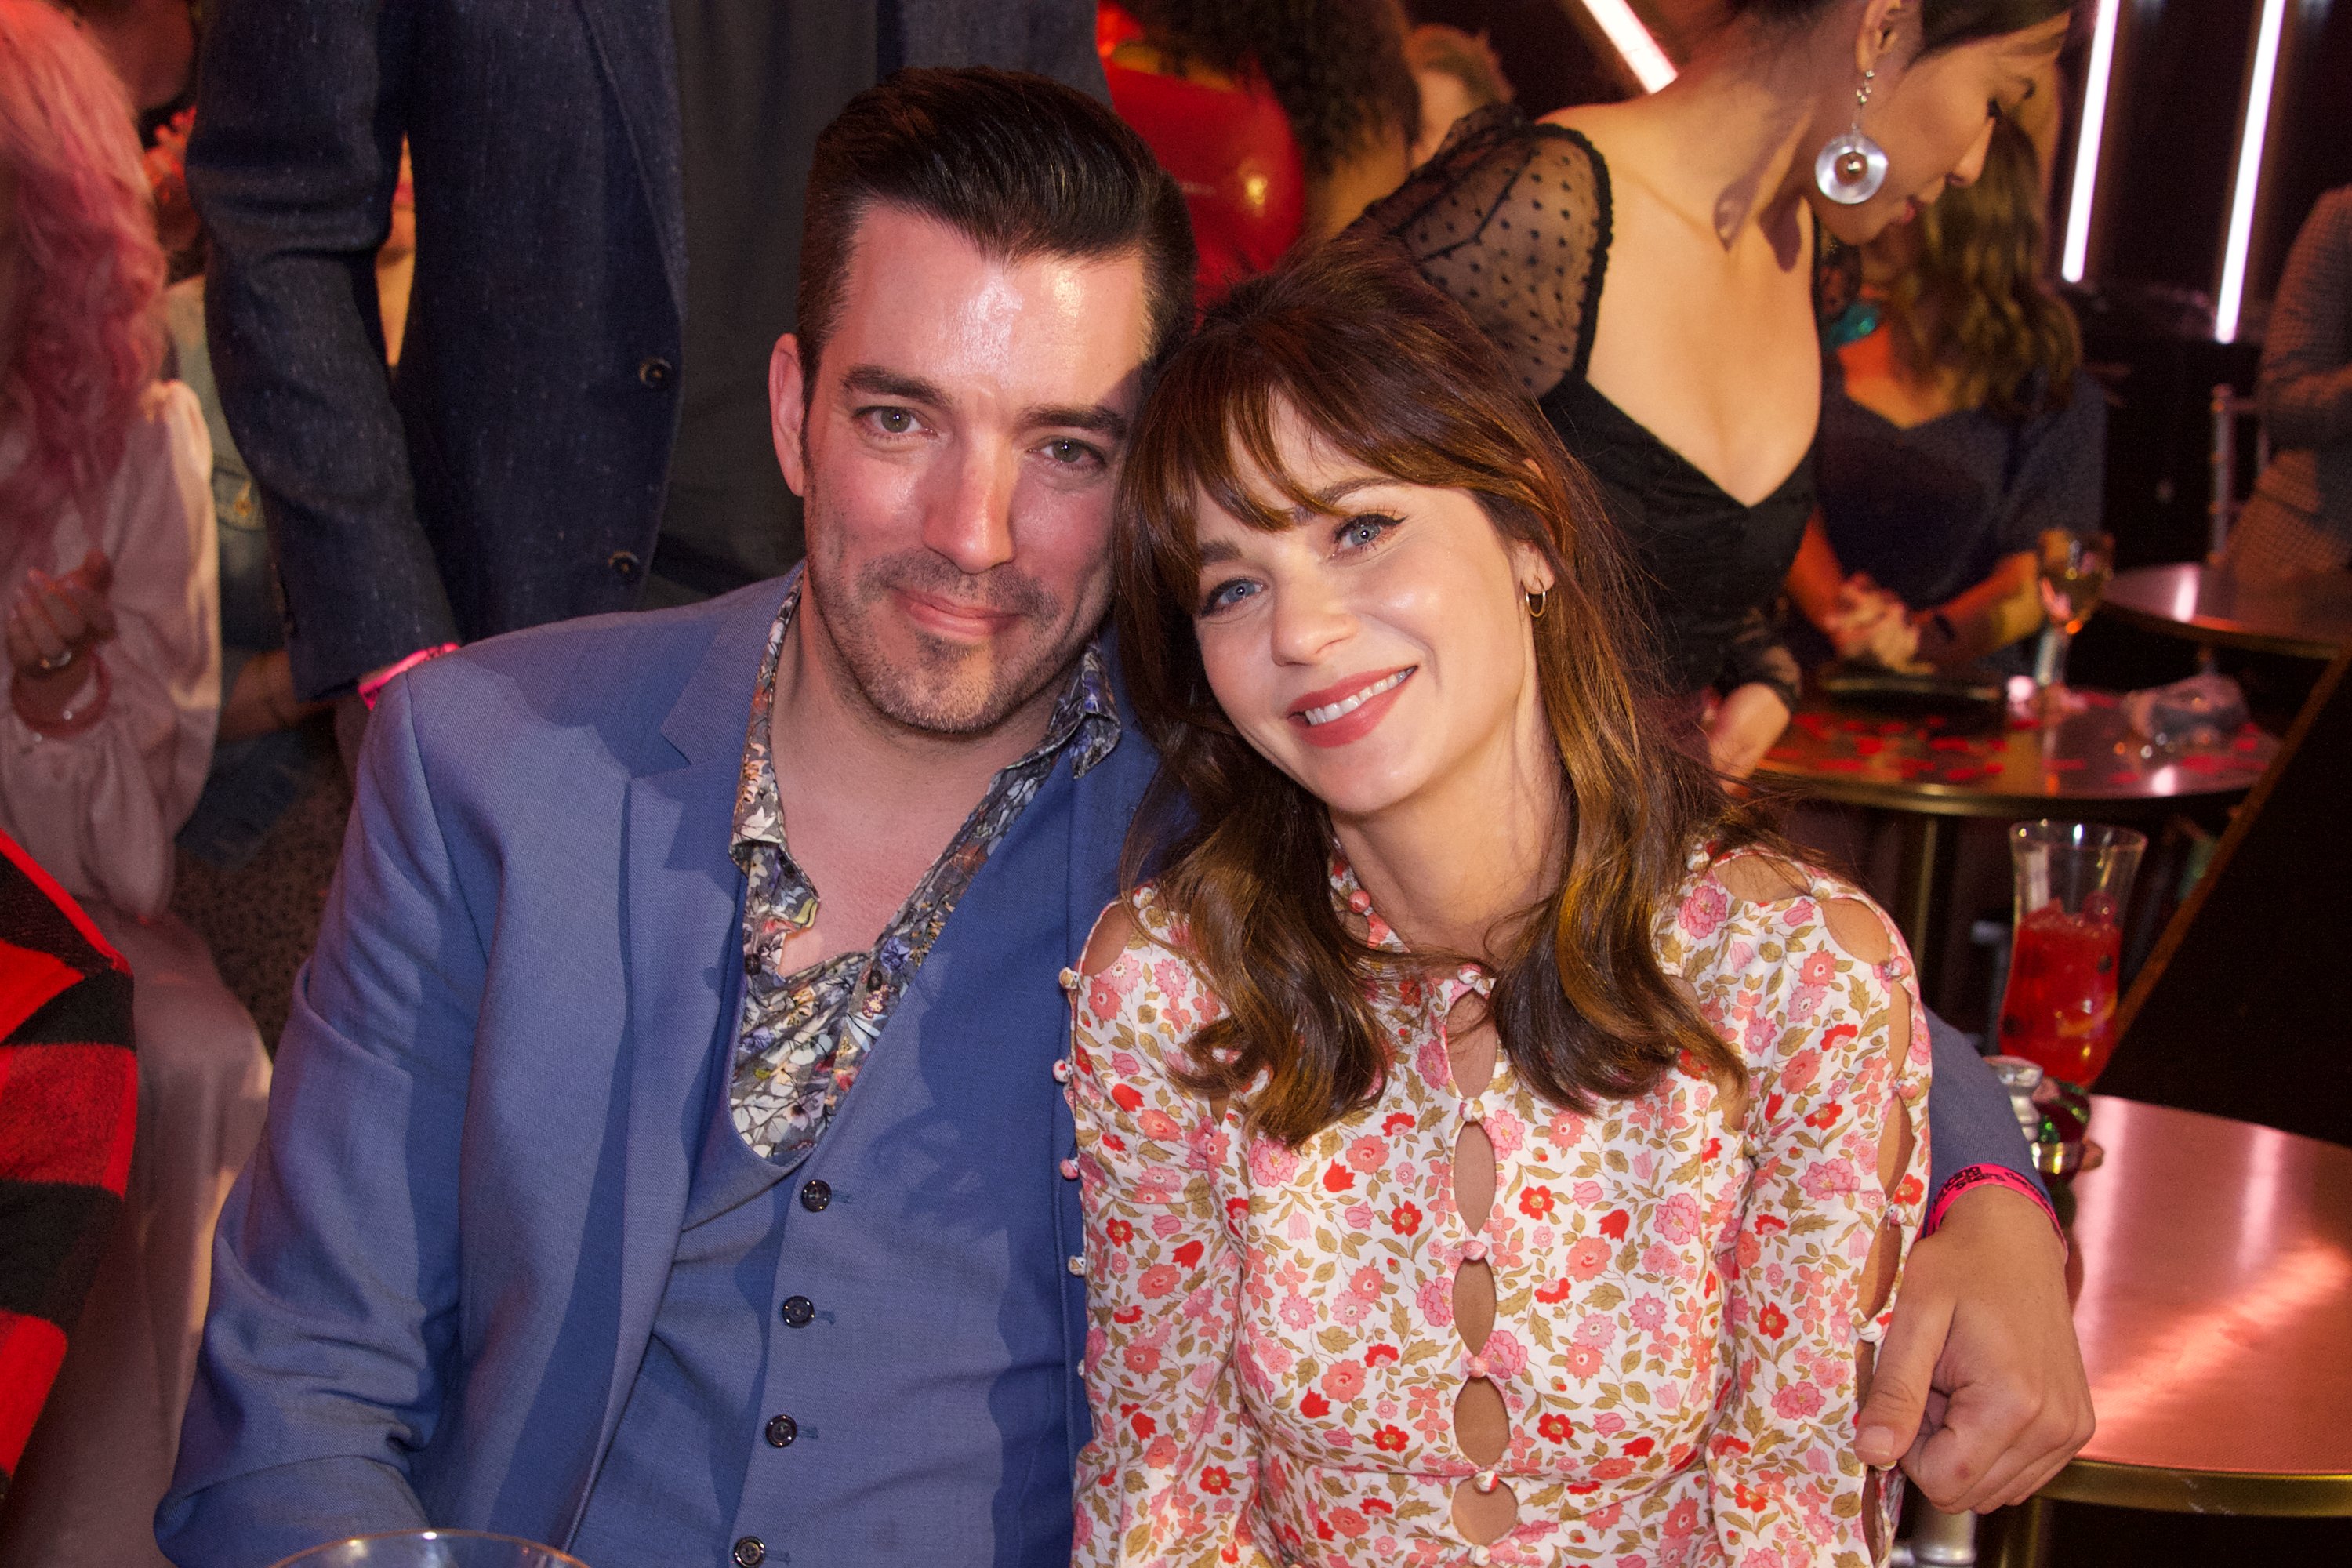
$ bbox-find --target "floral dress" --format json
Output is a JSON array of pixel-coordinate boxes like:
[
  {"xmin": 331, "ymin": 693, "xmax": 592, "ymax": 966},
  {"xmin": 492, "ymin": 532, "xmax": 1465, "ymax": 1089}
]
[{"xmin": 1064, "ymin": 851, "xmax": 1929, "ymax": 1568}]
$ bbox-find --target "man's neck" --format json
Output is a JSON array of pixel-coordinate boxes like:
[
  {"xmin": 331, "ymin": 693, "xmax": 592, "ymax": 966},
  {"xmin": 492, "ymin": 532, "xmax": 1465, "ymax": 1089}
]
[{"xmin": 756, "ymin": 589, "xmax": 1075, "ymax": 965}]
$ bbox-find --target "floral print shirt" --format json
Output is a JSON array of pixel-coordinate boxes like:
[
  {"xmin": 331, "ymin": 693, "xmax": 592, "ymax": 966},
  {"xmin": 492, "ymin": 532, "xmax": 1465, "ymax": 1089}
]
[
  {"xmin": 1065, "ymin": 851, "xmax": 1929, "ymax": 1567},
  {"xmin": 728, "ymin": 575, "xmax": 1120, "ymax": 1162}
]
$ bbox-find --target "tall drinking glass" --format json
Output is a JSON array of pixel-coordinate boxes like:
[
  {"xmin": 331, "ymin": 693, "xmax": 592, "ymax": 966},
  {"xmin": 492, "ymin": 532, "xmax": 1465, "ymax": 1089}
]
[
  {"xmin": 267, "ymin": 1532, "xmax": 590, "ymax": 1568},
  {"xmin": 1994, "ymin": 820, "xmax": 2146, "ymax": 1087},
  {"xmin": 2033, "ymin": 528, "xmax": 2114, "ymax": 703}
]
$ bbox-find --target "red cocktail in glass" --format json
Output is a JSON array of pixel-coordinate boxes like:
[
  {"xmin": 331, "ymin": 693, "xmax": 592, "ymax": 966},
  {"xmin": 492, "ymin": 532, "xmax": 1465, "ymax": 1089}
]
[{"xmin": 1994, "ymin": 821, "xmax": 2145, "ymax": 1091}]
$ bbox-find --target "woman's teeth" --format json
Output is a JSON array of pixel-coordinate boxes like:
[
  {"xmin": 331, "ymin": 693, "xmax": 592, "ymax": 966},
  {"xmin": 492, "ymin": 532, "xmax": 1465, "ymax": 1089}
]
[{"xmin": 1301, "ymin": 670, "xmax": 1410, "ymax": 726}]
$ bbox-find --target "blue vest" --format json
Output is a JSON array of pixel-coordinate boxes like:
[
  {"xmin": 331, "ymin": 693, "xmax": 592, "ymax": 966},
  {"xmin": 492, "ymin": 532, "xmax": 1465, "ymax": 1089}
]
[{"xmin": 571, "ymin": 715, "xmax": 1153, "ymax": 1568}]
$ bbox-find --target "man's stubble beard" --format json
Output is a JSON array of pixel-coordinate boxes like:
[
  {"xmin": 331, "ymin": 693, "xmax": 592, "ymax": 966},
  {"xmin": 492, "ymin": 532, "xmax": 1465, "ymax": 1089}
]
[{"xmin": 799, "ymin": 488, "xmax": 1087, "ymax": 740}]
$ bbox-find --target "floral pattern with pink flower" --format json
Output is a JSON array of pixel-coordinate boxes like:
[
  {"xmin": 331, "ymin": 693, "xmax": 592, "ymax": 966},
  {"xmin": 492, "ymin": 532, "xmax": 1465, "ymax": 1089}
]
[{"xmin": 1066, "ymin": 851, "xmax": 1929, "ymax": 1567}]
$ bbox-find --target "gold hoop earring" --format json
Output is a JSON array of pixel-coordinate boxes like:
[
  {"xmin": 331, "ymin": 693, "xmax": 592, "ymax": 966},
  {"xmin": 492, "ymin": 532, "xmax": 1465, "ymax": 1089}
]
[{"xmin": 1526, "ymin": 588, "xmax": 1548, "ymax": 619}]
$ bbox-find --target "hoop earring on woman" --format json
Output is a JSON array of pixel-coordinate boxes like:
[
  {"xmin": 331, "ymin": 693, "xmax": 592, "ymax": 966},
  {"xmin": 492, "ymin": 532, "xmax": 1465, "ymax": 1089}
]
[
  {"xmin": 1814, "ymin": 68, "xmax": 1888, "ymax": 205},
  {"xmin": 1525, "ymin": 588, "xmax": 1548, "ymax": 619}
]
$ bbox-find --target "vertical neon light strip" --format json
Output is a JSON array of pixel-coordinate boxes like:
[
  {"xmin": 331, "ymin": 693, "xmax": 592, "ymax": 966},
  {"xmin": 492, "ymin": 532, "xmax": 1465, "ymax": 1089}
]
[
  {"xmin": 2216, "ymin": 0, "xmax": 2289, "ymax": 342},
  {"xmin": 2060, "ymin": 0, "xmax": 2122, "ymax": 283},
  {"xmin": 1577, "ymin": 0, "xmax": 1678, "ymax": 93}
]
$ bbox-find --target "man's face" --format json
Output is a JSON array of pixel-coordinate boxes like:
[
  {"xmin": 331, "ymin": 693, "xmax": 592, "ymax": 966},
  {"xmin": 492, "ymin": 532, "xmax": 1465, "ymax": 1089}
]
[{"xmin": 771, "ymin": 205, "xmax": 1152, "ymax": 738}]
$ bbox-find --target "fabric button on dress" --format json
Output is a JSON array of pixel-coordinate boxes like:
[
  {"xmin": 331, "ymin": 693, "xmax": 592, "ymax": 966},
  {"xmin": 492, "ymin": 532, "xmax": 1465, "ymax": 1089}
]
[
  {"xmin": 1470, "ymin": 1547, "xmax": 1491, "ymax": 1566},
  {"xmin": 1461, "ymin": 1099, "xmax": 1485, "ymax": 1123},
  {"xmin": 731, "ymin": 1537, "xmax": 764, "ymax": 1567},
  {"xmin": 764, "ymin": 1413, "xmax": 797, "ymax": 1447},
  {"xmin": 779, "ymin": 1295, "xmax": 815, "ymax": 1327},
  {"xmin": 1066, "ymin": 1254, "xmax": 1087, "ymax": 1276},
  {"xmin": 1462, "ymin": 1236, "xmax": 1489, "ymax": 1261},
  {"xmin": 1051, "ymin": 1059, "xmax": 1073, "ymax": 1083},
  {"xmin": 1474, "ymin": 1468, "xmax": 1499, "ymax": 1493},
  {"xmin": 799, "ymin": 1179, "xmax": 831, "ymax": 1212},
  {"xmin": 638, "ymin": 355, "xmax": 673, "ymax": 388},
  {"xmin": 1059, "ymin": 1157, "xmax": 1080, "ymax": 1180}
]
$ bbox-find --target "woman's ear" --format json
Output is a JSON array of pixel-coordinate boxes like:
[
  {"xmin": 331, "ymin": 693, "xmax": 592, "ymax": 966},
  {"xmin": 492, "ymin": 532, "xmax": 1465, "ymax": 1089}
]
[
  {"xmin": 1508, "ymin": 538, "xmax": 1555, "ymax": 600},
  {"xmin": 1855, "ymin": 0, "xmax": 1912, "ymax": 76}
]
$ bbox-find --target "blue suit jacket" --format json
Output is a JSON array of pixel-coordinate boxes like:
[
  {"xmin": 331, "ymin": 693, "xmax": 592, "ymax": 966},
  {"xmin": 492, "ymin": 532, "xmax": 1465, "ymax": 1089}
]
[
  {"xmin": 158, "ymin": 584, "xmax": 1158, "ymax": 1566},
  {"xmin": 160, "ymin": 585, "xmax": 2038, "ymax": 1566}
]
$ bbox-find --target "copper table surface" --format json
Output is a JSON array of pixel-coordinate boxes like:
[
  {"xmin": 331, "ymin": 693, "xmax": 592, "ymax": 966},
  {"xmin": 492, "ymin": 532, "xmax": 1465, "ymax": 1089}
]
[
  {"xmin": 2103, "ymin": 561, "xmax": 2352, "ymax": 660},
  {"xmin": 1755, "ymin": 690, "xmax": 2278, "ymax": 818},
  {"xmin": 2043, "ymin": 1095, "xmax": 2352, "ymax": 1515}
]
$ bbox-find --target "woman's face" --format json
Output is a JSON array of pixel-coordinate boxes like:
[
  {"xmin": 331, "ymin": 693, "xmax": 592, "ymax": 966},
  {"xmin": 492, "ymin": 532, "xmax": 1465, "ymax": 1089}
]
[
  {"xmin": 1188, "ymin": 405, "xmax": 1553, "ymax": 826},
  {"xmin": 1811, "ymin": 15, "xmax": 2067, "ymax": 246}
]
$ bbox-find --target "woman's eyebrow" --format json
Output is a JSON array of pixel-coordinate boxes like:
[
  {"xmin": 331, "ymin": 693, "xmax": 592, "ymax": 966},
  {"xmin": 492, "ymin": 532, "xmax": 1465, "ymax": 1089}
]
[{"xmin": 1198, "ymin": 539, "xmax": 1244, "ymax": 566}]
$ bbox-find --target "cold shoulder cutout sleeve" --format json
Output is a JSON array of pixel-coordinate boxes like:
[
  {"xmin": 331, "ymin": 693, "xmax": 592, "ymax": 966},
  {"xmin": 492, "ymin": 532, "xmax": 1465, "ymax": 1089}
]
[
  {"xmin": 1351, "ymin": 104, "xmax": 1610, "ymax": 400},
  {"xmin": 1065, "ymin": 891, "xmax": 1271, "ymax": 1567}
]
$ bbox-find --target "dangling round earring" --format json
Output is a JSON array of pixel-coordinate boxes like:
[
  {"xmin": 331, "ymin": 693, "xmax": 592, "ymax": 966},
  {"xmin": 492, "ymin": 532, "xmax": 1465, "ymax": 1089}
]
[
  {"xmin": 1525, "ymin": 587, "xmax": 1548, "ymax": 619},
  {"xmin": 1814, "ymin": 67, "xmax": 1888, "ymax": 206}
]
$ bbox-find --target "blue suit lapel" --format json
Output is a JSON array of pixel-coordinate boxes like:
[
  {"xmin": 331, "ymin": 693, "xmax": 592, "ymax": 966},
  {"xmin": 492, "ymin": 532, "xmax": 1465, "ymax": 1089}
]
[
  {"xmin": 572, "ymin": 0, "xmax": 686, "ymax": 310},
  {"xmin": 566, "ymin": 586, "xmax": 783, "ymax": 1539}
]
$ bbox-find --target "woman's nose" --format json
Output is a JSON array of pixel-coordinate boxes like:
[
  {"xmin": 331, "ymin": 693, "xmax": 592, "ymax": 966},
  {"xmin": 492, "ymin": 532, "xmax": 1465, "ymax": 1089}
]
[{"xmin": 1267, "ymin": 576, "xmax": 1353, "ymax": 666}]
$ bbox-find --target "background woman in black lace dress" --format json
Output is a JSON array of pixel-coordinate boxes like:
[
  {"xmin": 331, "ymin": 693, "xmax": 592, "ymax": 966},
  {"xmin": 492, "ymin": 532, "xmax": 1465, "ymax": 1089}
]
[{"xmin": 1359, "ymin": 0, "xmax": 2072, "ymax": 776}]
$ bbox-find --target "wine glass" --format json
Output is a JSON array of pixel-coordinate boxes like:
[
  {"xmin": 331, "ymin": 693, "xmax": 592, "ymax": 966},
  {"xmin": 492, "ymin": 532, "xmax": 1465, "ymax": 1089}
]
[
  {"xmin": 2033, "ymin": 528, "xmax": 2114, "ymax": 708},
  {"xmin": 267, "ymin": 1531, "xmax": 590, "ymax": 1568}
]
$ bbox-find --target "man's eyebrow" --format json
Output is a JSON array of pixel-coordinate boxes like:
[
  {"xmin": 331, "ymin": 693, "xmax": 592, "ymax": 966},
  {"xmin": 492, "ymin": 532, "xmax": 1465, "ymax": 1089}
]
[
  {"xmin": 1023, "ymin": 403, "xmax": 1131, "ymax": 442},
  {"xmin": 840, "ymin": 365, "xmax": 949, "ymax": 405}
]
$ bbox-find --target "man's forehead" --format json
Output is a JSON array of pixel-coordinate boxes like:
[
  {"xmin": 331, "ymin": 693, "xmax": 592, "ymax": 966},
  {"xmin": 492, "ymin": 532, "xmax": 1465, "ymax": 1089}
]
[{"xmin": 825, "ymin": 205, "xmax": 1153, "ymax": 407}]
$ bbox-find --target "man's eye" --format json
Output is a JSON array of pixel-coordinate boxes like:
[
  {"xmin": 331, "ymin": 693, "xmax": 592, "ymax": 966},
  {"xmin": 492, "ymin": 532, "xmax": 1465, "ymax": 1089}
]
[
  {"xmin": 1041, "ymin": 437, "xmax": 1104, "ymax": 468},
  {"xmin": 868, "ymin": 408, "xmax": 918, "ymax": 435}
]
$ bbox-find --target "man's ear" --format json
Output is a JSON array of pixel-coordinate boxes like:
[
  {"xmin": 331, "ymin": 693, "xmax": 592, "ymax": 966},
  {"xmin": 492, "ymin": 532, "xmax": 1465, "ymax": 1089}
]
[{"xmin": 770, "ymin": 332, "xmax": 810, "ymax": 499}]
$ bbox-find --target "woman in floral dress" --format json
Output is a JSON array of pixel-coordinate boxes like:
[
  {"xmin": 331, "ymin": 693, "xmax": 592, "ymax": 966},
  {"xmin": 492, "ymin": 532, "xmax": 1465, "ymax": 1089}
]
[{"xmin": 1065, "ymin": 241, "xmax": 1929, "ymax": 1567}]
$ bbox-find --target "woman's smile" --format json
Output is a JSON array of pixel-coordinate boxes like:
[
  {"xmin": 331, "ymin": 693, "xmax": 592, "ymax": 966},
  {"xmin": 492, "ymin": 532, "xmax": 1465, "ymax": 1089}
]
[{"xmin": 1290, "ymin": 665, "xmax": 1415, "ymax": 746}]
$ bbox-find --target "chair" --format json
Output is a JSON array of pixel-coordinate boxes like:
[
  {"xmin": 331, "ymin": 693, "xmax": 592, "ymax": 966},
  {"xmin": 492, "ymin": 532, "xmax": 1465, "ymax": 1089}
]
[{"xmin": 2205, "ymin": 383, "xmax": 2270, "ymax": 561}]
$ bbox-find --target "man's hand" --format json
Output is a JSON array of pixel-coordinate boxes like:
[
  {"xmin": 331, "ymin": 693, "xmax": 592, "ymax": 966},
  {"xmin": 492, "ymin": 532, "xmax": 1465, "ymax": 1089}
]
[
  {"xmin": 1857, "ymin": 1185, "xmax": 2094, "ymax": 1512},
  {"xmin": 1704, "ymin": 681, "xmax": 1791, "ymax": 779}
]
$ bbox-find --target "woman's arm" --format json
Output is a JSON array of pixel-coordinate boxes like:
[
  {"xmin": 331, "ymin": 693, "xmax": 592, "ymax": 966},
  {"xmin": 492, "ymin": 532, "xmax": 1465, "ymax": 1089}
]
[
  {"xmin": 1690, "ymin": 859, "xmax": 1931, "ymax": 1563},
  {"xmin": 1914, "ymin": 551, "xmax": 2042, "ymax": 669},
  {"xmin": 1066, "ymin": 903, "xmax": 1269, "ymax": 1568},
  {"xmin": 0, "ymin": 384, "xmax": 219, "ymax": 916}
]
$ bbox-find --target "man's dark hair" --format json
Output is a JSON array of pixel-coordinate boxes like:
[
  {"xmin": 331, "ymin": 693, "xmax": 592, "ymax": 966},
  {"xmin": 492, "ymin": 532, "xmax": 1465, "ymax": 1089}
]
[{"xmin": 797, "ymin": 67, "xmax": 1196, "ymax": 397}]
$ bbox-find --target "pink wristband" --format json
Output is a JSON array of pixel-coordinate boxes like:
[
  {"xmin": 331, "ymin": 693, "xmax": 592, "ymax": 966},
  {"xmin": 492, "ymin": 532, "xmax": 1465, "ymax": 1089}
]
[
  {"xmin": 358, "ymin": 642, "xmax": 459, "ymax": 709},
  {"xmin": 1922, "ymin": 1163, "xmax": 2065, "ymax": 1254}
]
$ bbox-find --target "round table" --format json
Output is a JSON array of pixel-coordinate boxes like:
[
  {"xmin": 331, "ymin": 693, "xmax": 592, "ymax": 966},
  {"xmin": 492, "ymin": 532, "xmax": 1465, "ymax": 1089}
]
[
  {"xmin": 2103, "ymin": 562, "xmax": 2352, "ymax": 660},
  {"xmin": 1755, "ymin": 692, "xmax": 2275, "ymax": 989},
  {"xmin": 1995, "ymin": 1097, "xmax": 2352, "ymax": 1565}
]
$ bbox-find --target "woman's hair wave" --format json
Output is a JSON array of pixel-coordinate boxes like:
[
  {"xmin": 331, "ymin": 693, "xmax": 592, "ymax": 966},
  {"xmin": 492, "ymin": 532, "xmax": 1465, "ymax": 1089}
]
[{"xmin": 1114, "ymin": 238, "xmax": 1770, "ymax": 1147}]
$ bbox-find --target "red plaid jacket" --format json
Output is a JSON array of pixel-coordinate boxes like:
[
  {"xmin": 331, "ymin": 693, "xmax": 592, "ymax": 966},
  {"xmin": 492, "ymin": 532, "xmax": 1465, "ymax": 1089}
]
[{"xmin": 0, "ymin": 830, "xmax": 136, "ymax": 1501}]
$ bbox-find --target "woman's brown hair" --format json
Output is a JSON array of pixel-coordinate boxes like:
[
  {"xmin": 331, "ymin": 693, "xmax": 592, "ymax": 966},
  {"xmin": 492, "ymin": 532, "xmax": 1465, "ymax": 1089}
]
[
  {"xmin": 1884, "ymin": 114, "xmax": 2083, "ymax": 420},
  {"xmin": 1115, "ymin": 239, "xmax": 1769, "ymax": 1147}
]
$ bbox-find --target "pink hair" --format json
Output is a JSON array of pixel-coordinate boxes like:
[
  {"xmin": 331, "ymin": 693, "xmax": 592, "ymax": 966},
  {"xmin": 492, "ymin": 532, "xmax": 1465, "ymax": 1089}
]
[{"xmin": 0, "ymin": 0, "xmax": 165, "ymax": 538}]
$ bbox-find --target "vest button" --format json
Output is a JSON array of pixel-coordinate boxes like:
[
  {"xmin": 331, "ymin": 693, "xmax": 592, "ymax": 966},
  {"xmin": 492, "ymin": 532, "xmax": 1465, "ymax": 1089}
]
[
  {"xmin": 765, "ymin": 1413, "xmax": 797, "ymax": 1447},
  {"xmin": 779, "ymin": 1294, "xmax": 815, "ymax": 1327},
  {"xmin": 799, "ymin": 1178, "xmax": 832, "ymax": 1212},
  {"xmin": 732, "ymin": 1537, "xmax": 765, "ymax": 1568},
  {"xmin": 638, "ymin": 355, "xmax": 673, "ymax": 389},
  {"xmin": 606, "ymin": 550, "xmax": 641, "ymax": 584}
]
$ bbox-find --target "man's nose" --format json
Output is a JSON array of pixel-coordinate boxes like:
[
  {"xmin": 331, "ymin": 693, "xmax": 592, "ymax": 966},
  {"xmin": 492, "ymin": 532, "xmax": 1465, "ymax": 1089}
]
[{"xmin": 923, "ymin": 441, "xmax": 1018, "ymax": 576}]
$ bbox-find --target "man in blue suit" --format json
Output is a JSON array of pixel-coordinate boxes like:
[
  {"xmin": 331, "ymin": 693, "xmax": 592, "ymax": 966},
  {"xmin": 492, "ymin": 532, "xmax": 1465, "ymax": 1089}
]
[{"xmin": 162, "ymin": 68, "xmax": 2089, "ymax": 1568}]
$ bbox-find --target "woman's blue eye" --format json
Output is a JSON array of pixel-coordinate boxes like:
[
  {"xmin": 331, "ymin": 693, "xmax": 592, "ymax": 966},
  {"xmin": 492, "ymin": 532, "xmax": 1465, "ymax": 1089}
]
[
  {"xmin": 1338, "ymin": 515, "xmax": 1395, "ymax": 550},
  {"xmin": 1200, "ymin": 578, "xmax": 1258, "ymax": 615}
]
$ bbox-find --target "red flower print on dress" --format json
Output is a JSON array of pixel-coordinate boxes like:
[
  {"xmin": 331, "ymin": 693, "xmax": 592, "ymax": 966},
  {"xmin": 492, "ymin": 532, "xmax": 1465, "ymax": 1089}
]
[
  {"xmin": 1328, "ymin": 1507, "xmax": 1369, "ymax": 1539},
  {"xmin": 1199, "ymin": 1465, "xmax": 1232, "ymax": 1494},
  {"xmin": 1563, "ymin": 1343, "xmax": 1602, "ymax": 1377},
  {"xmin": 1390, "ymin": 1200, "xmax": 1422, "ymax": 1235},
  {"xmin": 1299, "ymin": 1390, "xmax": 1330, "ymax": 1418},
  {"xmin": 1347, "ymin": 1135, "xmax": 1388, "ymax": 1172},
  {"xmin": 1139, "ymin": 1264, "xmax": 1181, "ymax": 1298},
  {"xmin": 1105, "ymin": 1218, "xmax": 1134, "ymax": 1246},
  {"xmin": 1365, "ymin": 1344, "xmax": 1399, "ymax": 1367},
  {"xmin": 1771, "ymin": 1381, "xmax": 1824, "ymax": 1420},
  {"xmin": 1799, "ymin": 949, "xmax": 1838, "ymax": 987},
  {"xmin": 1373, "ymin": 1424, "xmax": 1410, "ymax": 1452},
  {"xmin": 1518, "ymin": 1184, "xmax": 1556, "ymax": 1220},
  {"xmin": 1382, "ymin": 1111, "xmax": 1416, "ymax": 1136},
  {"xmin": 1537, "ymin": 1412, "xmax": 1574, "ymax": 1442},
  {"xmin": 1755, "ymin": 1301, "xmax": 1789, "ymax": 1338},
  {"xmin": 1566, "ymin": 1236, "xmax": 1613, "ymax": 1279},
  {"xmin": 1138, "ymin": 1108, "xmax": 1182, "ymax": 1140},
  {"xmin": 1598, "ymin": 1208, "xmax": 1631, "ymax": 1240},
  {"xmin": 1322, "ymin": 1161, "xmax": 1354, "ymax": 1194},
  {"xmin": 1248, "ymin": 1138, "xmax": 1298, "ymax": 1185}
]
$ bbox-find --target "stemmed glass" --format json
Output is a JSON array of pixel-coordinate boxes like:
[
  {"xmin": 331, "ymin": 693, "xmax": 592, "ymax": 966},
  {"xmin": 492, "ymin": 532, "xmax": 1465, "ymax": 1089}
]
[
  {"xmin": 267, "ymin": 1532, "xmax": 590, "ymax": 1568},
  {"xmin": 2033, "ymin": 528, "xmax": 2114, "ymax": 709}
]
